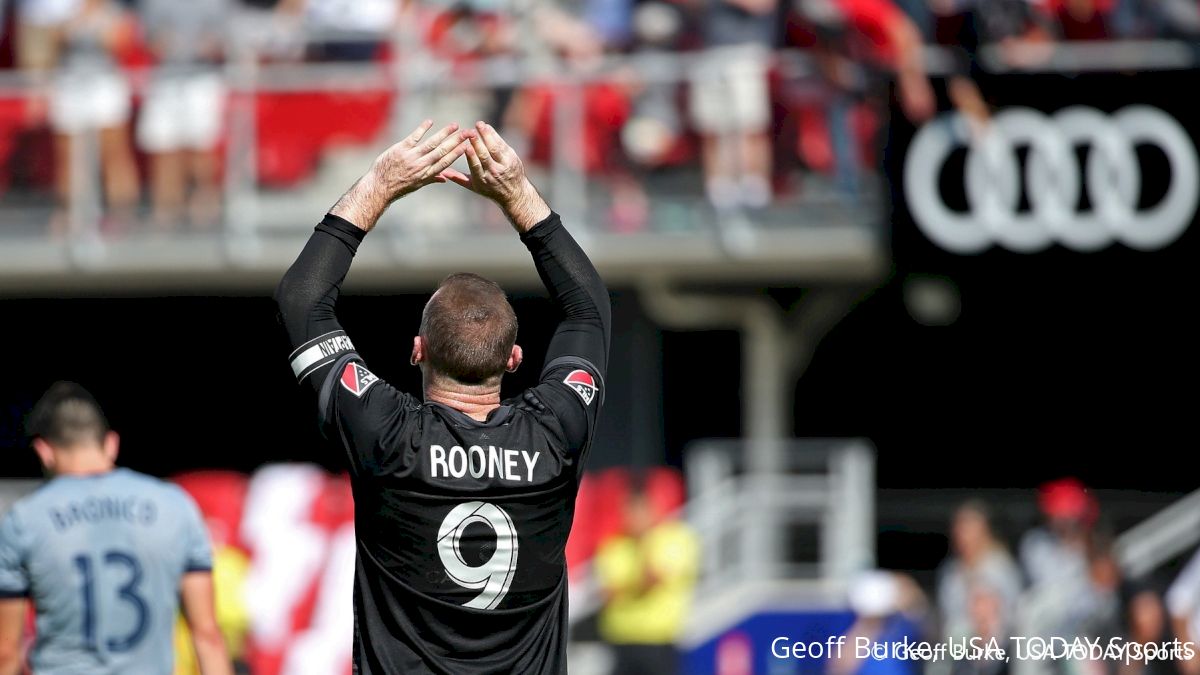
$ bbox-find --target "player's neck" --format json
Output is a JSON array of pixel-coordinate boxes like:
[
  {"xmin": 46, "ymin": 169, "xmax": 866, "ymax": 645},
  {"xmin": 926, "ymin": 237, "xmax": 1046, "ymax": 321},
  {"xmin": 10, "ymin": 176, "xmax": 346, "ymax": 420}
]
[
  {"xmin": 51, "ymin": 452, "xmax": 115, "ymax": 476},
  {"xmin": 424, "ymin": 382, "xmax": 501, "ymax": 422}
]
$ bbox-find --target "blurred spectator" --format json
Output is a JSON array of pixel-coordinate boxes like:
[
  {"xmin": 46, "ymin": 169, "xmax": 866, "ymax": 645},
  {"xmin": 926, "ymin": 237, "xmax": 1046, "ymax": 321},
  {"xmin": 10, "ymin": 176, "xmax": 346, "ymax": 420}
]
[
  {"xmin": 427, "ymin": 4, "xmax": 516, "ymax": 65},
  {"xmin": 581, "ymin": 0, "xmax": 635, "ymax": 49},
  {"xmin": 828, "ymin": 571, "xmax": 928, "ymax": 675},
  {"xmin": 517, "ymin": 0, "xmax": 651, "ymax": 231},
  {"xmin": 1017, "ymin": 528, "xmax": 1121, "ymax": 675},
  {"xmin": 533, "ymin": 0, "xmax": 635, "ymax": 51},
  {"xmin": 950, "ymin": 583, "xmax": 1010, "ymax": 675},
  {"xmin": 925, "ymin": 0, "xmax": 1052, "ymax": 132},
  {"xmin": 927, "ymin": 0, "xmax": 1052, "ymax": 52},
  {"xmin": 1118, "ymin": 584, "xmax": 1177, "ymax": 675},
  {"xmin": 1019, "ymin": 477, "xmax": 1097, "ymax": 587},
  {"xmin": 1039, "ymin": 0, "xmax": 1116, "ymax": 41},
  {"xmin": 13, "ymin": 0, "xmax": 80, "ymax": 72},
  {"xmin": 1137, "ymin": 0, "xmax": 1200, "ymax": 38},
  {"xmin": 530, "ymin": 6, "xmax": 605, "ymax": 64},
  {"xmin": 1166, "ymin": 549, "xmax": 1200, "ymax": 675},
  {"xmin": 1013, "ymin": 480, "xmax": 1104, "ymax": 675},
  {"xmin": 937, "ymin": 501, "xmax": 1022, "ymax": 642},
  {"xmin": 292, "ymin": 0, "xmax": 402, "ymax": 61},
  {"xmin": 532, "ymin": 0, "xmax": 632, "ymax": 59},
  {"xmin": 688, "ymin": 0, "xmax": 778, "ymax": 210},
  {"xmin": 22, "ymin": 0, "xmax": 139, "ymax": 235},
  {"xmin": 613, "ymin": 2, "xmax": 690, "ymax": 227},
  {"xmin": 425, "ymin": 2, "xmax": 517, "ymax": 122},
  {"xmin": 833, "ymin": 0, "xmax": 935, "ymax": 121},
  {"xmin": 602, "ymin": 0, "xmax": 692, "ymax": 230},
  {"xmin": 595, "ymin": 481, "xmax": 698, "ymax": 675},
  {"xmin": 1071, "ymin": 531, "xmax": 1122, "ymax": 639},
  {"xmin": 9, "ymin": 3, "xmax": 53, "ymax": 106},
  {"xmin": 794, "ymin": 0, "xmax": 934, "ymax": 197},
  {"xmin": 137, "ymin": 0, "xmax": 230, "ymax": 231},
  {"xmin": 231, "ymin": 0, "xmax": 308, "ymax": 63}
]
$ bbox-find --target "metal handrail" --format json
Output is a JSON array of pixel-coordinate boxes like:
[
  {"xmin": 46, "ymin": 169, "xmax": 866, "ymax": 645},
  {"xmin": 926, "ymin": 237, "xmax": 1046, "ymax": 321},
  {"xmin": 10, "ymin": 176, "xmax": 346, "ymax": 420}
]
[
  {"xmin": 2, "ymin": 38, "xmax": 1200, "ymax": 93},
  {"xmin": 1115, "ymin": 487, "xmax": 1200, "ymax": 579},
  {"xmin": 685, "ymin": 439, "xmax": 876, "ymax": 598}
]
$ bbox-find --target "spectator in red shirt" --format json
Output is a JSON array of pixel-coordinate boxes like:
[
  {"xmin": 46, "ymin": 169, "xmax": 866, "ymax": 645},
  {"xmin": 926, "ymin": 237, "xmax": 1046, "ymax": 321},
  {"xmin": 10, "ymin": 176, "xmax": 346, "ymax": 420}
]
[
  {"xmin": 1040, "ymin": 0, "xmax": 1116, "ymax": 40},
  {"xmin": 793, "ymin": 0, "xmax": 933, "ymax": 197},
  {"xmin": 830, "ymin": 0, "xmax": 936, "ymax": 122}
]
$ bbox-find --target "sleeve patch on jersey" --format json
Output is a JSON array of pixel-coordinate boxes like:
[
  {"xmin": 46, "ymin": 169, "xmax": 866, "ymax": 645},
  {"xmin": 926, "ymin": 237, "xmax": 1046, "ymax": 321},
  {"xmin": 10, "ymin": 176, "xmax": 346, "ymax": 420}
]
[
  {"xmin": 290, "ymin": 330, "xmax": 356, "ymax": 381},
  {"xmin": 563, "ymin": 369, "xmax": 598, "ymax": 406},
  {"xmin": 340, "ymin": 362, "xmax": 379, "ymax": 398}
]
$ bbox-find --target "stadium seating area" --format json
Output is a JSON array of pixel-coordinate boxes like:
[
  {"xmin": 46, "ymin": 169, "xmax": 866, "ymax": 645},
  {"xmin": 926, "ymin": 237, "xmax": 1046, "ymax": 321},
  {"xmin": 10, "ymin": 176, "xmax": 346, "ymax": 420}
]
[{"xmin": 4, "ymin": 0, "xmax": 1193, "ymax": 236}]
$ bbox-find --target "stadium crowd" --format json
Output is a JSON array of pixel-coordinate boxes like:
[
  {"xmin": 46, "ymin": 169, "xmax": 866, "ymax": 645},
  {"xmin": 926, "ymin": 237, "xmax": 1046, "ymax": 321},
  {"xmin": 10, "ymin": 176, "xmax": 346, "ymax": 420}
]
[
  {"xmin": 2, "ymin": 0, "xmax": 1199, "ymax": 235},
  {"xmin": 159, "ymin": 465, "xmax": 1200, "ymax": 675},
  {"xmin": 834, "ymin": 479, "xmax": 1200, "ymax": 675}
]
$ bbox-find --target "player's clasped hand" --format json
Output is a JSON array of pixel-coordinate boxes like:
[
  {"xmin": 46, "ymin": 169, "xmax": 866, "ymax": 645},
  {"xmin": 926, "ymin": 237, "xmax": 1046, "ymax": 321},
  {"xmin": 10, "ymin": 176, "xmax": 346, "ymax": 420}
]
[
  {"xmin": 368, "ymin": 120, "xmax": 472, "ymax": 201},
  {"xmin": 438, "ymin": 122, "xmax": 532, "ymax": 206},
  {"xmin": 368, "ymin": 119, "xmax": 532, "ymax": 206},
  {"xmin": 333, "ymin": 119, "xmax": 549, "ymax": 234}
]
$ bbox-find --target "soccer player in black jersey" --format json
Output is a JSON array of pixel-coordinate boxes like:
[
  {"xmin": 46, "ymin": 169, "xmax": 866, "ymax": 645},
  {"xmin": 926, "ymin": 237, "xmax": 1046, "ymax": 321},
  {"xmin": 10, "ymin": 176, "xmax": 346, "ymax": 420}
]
[{"xmin": 275, "ymin": 119, "xmax": 610, "ymax": 674}]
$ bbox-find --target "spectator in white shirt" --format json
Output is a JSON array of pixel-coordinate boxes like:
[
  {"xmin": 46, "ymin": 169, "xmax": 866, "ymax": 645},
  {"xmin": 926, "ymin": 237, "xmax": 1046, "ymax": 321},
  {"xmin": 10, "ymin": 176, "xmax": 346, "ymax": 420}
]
[
  {"xmin": 1166, "ymin": 548, "xmax": 1200, "ymax": 675},
  {"xmin": 137, "ymin": 0, "xmax": 230, "ymax": 230},
  {"xmin": 21, "ymin": 0, "xmax": 140, "ymax": 236},
  {"xmin": 937, "ymin": 501, "xmax": 1023, "ymax": 642}
]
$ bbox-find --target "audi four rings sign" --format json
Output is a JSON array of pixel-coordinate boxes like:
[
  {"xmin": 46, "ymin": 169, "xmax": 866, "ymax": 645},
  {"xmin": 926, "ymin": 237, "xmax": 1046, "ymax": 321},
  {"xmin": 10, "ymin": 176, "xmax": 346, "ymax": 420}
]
[{"xmin": 903, "ymin": 106, "xmax": 1200, "ymax": 254}]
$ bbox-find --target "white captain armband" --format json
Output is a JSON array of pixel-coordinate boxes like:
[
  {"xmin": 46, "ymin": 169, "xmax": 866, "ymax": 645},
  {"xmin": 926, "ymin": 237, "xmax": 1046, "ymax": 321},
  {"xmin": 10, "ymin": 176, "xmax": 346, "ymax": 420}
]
[{"xmin": 289, "ymin": 330, "xmax": 357, "ymax": 382}]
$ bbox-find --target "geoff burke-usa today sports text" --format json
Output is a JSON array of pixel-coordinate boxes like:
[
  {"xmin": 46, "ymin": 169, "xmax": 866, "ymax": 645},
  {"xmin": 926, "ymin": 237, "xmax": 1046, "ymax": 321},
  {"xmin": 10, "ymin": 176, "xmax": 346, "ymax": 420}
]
[{"xmin": 771, "ymin": 634, "xmax": 1196, "ymax": 665}]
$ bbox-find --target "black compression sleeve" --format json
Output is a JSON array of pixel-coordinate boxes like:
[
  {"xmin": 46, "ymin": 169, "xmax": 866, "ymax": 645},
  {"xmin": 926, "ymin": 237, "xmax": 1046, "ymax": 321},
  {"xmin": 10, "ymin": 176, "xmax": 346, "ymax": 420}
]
[
  {"xmin": 275, "ymin": 214, "xmax": 366, "ymax": 390},
  {"xmin": 520, "ymin": 212, "xmax": 611, "ymax": 380}
]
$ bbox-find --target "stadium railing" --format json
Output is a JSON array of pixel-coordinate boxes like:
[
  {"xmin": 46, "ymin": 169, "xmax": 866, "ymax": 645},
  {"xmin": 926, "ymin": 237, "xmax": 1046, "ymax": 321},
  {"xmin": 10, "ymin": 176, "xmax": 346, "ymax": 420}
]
[
  {"xmin": 0, "ymin": 36, "xmax": 887, "ymax": 292},
  {"xmin": 1116, "ymin": 487, "xmax": 1200, "ymax": 579},
  {"xmin": 678, "ymin": 439, "xmax": 875, "ymax": 631}
]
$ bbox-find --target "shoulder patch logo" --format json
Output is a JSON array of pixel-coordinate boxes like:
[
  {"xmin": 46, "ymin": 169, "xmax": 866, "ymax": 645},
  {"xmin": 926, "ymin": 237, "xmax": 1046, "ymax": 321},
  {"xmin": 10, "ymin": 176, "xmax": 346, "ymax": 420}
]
[
  {"xmin": 563, "ymin": 369, "xmax": 598, "ymax": 406},
  {"xmin": 340, "ymin": 362, "xmax": 379, "ymax": 398}
]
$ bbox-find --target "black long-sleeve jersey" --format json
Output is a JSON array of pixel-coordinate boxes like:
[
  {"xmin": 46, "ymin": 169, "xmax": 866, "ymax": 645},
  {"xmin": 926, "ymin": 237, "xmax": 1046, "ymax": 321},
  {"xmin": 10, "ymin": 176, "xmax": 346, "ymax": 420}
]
[{"xmin": 275, "ymin": 211, "xmax": 610, "ymax": 675}]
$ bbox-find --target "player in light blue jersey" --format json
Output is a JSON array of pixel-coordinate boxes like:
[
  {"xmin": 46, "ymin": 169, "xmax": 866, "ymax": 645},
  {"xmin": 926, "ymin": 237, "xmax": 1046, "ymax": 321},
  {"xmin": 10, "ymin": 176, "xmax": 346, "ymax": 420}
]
[{"xmin": 0, "ymin": 382, "xmax": 232, "ymax": 675}]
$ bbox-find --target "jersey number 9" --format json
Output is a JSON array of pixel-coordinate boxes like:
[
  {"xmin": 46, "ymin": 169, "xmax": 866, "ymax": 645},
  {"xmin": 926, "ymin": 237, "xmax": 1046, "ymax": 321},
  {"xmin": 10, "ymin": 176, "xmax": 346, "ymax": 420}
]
[{"xmin": 437, "ymin": 502, "xmax": 519, "ymax": 610}]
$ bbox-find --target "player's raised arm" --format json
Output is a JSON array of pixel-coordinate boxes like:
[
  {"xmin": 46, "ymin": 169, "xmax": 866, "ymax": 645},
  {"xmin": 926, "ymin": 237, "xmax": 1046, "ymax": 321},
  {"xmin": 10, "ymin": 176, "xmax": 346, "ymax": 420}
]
[
  {"xmin": 275, "ymin": 121, "xmax": 471, "ymax": 392},
  {"xmin": 276, "ymin": 122, "xmax": 471, "ymax": 473},
  {"xmin": 445, "ymin": 122, "xmax": 611, "ymax": 444}
]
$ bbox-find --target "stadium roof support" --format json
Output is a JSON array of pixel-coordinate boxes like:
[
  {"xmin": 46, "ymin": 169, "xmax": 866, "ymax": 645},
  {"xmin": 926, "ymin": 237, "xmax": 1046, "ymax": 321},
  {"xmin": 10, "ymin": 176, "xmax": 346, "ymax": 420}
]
[{"xmin": 640, "ymin": 283, "xmax": 871, "ymax": 575}]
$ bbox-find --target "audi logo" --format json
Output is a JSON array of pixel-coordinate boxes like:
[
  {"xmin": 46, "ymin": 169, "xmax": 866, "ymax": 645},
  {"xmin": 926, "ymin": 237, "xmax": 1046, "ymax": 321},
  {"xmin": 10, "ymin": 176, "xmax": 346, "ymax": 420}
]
[{"xmin": 904, "ymin": 106, "xmax": 1199, "ymax": 253}]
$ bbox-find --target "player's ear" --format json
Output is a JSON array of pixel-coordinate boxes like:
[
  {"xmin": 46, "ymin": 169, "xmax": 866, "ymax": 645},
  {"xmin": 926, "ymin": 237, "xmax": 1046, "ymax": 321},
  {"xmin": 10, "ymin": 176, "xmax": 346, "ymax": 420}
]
[
  {"xmin": 506, "ymin": 344, "xmax": 523, "ymax": 373},
  {"xmin": 411, "ymin": 336, "xmax": 425, "ymax": 367},
  {"xmin": 31, "ymin": 438, "xmax": 55, "ymax": 472},
  {"xmin": 102, "ymin": 431, "xmax": 119, "ymax": 463}
]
